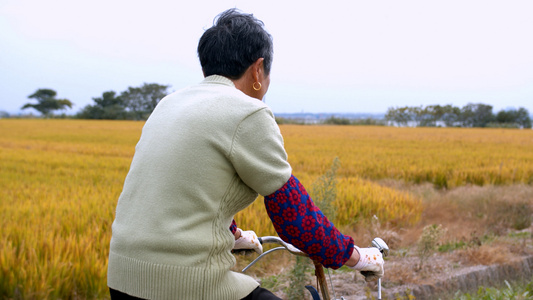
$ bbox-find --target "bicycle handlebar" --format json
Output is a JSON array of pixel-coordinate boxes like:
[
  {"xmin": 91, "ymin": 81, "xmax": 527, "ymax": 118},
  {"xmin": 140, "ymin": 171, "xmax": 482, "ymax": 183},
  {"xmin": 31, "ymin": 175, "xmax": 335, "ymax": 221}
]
[
  {"xmin": 240, "ymin": 236, "xmax": 390, "ymax": 271},
  {"xmin": 242, "ymin": 236, "xmax": 306, "ymax": 272},
  {"xmin": 258, "ymin": 236, "xmax": 307, "ymax": 256}
]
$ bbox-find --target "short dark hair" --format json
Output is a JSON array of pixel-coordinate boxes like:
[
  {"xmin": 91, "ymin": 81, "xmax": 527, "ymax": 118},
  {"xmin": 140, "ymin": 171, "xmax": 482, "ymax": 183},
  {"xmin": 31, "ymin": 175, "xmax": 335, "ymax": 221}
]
[{"xmin": 197, "ymin": 9, "xmax": 273, "ymax": 79}]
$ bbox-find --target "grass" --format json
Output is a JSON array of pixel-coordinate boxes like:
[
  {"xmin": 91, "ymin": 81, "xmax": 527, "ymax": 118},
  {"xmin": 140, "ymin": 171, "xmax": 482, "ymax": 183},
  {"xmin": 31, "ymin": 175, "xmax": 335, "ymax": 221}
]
[{"xmin": 453, "ymin": 278, "xmax": 533, "ymax": 300}]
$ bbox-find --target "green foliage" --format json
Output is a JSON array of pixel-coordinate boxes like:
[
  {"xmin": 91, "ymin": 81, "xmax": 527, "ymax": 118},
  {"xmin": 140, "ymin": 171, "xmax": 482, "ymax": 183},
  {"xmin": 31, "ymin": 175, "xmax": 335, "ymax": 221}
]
[
  {"xmin": 309, "ymin": 157, "xmax": 340, "ymax": 220},
  {"xmin": 275, "ymin": 116, "xmax": 385, "ymax": 126},
  {"xmin": 120, "ymin": 83, "xmax": 170, "ymax": 120},
  {"xmin": 386, "ymin": 104, "xmax": 531, "ymax": 128},
  {"xmin": 454, "ymin": 279, "xmax": 533, "ymax": 300},
  {"xmin": 417, "ymin": 224, "xmax": 446, "ymax": 270},
  {"xmin": 386, "ymin": 106, "xmax": 412, "ymax": 127},
  {"xmin": 526, "ymin": 281, "xmax": 533, "ymax": 298},
  {"xmin": 442, "ymin": 104, "xmax": 462, "ymax": 127},
  {"xmin": 391, "ymin": 288, "xmax": 416, "ymax": 300},
  {"xmin": 286, "ymin": 158, "xmax": 340, "ymax": 299},
  {"xmin": 438, "ymin": 240, "xmax": 468, "ymax": 252},
  {"xmin": 351, "ymin": 117, "xmax": 386, "ymax": 126},
  {"xmin": 76, "ymin": 91, "xmax": 128, "ymax": 120},
  {"xmin": 437, "ymin": 233, "xmax": 495, "ymax": 253},
  {"xmin": 323, "ymin": 116, "xmax": 351, "ymax": 125},
  {"xmin": 486, "ymin": 122, "xmax": 521, "ymax": 129},
  {"xmin": 274, "ymin": 117, "xmax": 306, "ymax": 125},
  {"xmin": 260, "ymin": 274, "xmax": 282, "ymax": 292},
  {"xmin": 286, "ymin": 256, "xmax": 312, "ymax": 300},
  {"xmin": 21, "ymin": 88, "xmax": 73, "ymax": 116},
  {"xmin": 495, "ymin": 108, "xmax": 532, "ymax": 129},
  {"xmin": 461, "ymin": 103, "xmax": 495, "ymax": 128},
  {"xmin": 507, "ymin": 231, "xmax": 531, "ymax": 239},
  {"xmin": 494, "ymin": 200, "xmax": 532, "ymax": 231},
  {"xmin": 77, "ymin": 83, "xmax": 171, "ymax": 120}
]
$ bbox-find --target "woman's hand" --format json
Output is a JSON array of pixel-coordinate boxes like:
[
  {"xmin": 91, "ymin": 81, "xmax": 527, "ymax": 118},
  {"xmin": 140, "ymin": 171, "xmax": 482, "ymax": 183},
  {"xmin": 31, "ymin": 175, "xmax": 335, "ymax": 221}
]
[
  {"xmin": 233, "ymin": 229, "xmax": 263, "ymax": 254},
  {"xmin": 347, "ymin": 246, "xmax": 384, "ymax": 282}
]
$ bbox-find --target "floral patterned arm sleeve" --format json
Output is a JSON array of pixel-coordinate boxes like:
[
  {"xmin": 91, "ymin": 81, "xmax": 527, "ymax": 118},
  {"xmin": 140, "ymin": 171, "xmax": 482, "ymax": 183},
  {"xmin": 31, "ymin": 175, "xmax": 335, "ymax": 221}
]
[
  {"xmin": 229, "ymin": 219, "xmax": 238, "ymax": 235},
  {"xmin": 264, "ymin": 175, "xmax": 354, "ymax": 269}
]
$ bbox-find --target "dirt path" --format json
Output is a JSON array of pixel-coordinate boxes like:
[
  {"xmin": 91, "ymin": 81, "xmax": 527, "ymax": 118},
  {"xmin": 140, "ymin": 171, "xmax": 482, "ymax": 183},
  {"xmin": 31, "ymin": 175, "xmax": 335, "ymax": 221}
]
[{"xmin": 327, "ymin": 255, "xmax": 533, "ymax": 300}]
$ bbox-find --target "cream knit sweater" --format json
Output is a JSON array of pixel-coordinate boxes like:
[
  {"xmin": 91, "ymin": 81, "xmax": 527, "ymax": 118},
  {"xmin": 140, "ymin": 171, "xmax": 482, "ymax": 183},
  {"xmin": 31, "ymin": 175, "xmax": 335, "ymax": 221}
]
[{"xmin": 108, "ymin": 75, "xmax": 292, "ymax": 299}]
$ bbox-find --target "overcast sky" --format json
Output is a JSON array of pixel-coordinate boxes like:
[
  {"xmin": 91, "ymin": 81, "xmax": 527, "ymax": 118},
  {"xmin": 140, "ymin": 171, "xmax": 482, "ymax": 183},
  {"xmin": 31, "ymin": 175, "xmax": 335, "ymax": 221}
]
[{"xmin": 1, "ymin": 0, "xmax": 532, "ymax": 115}]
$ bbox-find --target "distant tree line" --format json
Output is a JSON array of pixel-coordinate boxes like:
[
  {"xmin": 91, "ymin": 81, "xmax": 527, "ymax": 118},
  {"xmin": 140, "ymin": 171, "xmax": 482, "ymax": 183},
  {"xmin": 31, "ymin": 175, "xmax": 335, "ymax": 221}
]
[
  {"xmin": 276, "ymin": 116, "xmax": 385, "ymax": 126},
  {"xmin": 10, "ymin": 88, "xmax": 532, "ymax": 129},
  {"xmin": 16, "ymin": 83, "xmax": 171, "ymax": 120},
  {"xmin": 385, "ymin": 104, "xmax": 532, "ymax": 128},
  {"xmin": 322, "ymin": 116, "xmax": 387, "ymax": 126}
]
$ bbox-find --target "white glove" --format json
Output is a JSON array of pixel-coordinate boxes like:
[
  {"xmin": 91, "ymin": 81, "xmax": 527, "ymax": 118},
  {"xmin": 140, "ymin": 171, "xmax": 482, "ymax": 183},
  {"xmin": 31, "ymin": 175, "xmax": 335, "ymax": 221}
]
[
  {"xmin": 233, "ymin": 229, "xmax": 263, "ymax": 254},
  {"xmin": 348, "ymin": 246, "xmax": 384, "ymax": 282}
]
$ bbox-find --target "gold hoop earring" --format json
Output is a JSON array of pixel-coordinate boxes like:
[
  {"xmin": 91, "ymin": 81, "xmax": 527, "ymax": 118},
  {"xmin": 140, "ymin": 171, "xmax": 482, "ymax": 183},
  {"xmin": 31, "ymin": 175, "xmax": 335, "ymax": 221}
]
[{"xmin": 253, "ymin": 82, "xmax": 262, "ymax": 91}]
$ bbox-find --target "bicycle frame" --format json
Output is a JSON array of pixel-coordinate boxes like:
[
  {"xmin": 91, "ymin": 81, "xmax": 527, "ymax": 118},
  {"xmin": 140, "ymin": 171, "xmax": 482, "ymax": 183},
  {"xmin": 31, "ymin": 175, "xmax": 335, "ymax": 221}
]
[{"xmin": 241, "ymin": 236, "xmax": 337, "ymax": 300}]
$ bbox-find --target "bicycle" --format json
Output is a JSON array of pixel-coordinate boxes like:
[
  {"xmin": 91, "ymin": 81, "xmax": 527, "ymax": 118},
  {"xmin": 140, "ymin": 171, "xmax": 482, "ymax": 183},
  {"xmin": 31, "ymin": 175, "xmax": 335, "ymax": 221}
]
[{"xmin": 240, "ymin": 236, "xmax": 389, "ymax": 300}]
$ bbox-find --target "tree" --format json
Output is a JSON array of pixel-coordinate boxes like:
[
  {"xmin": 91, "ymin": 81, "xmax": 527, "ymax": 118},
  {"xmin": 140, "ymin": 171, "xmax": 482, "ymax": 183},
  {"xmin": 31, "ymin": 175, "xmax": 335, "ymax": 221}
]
[
  {"xmin": 417, "ymin": 105, "xmax": 444, "ymax": 127},
  {"xmin": 441, "ymin": 105, "xmax": 461, "ymax": 127},
  {"xmin": 408, "ymin": 106, "xmax": 423, "ymax": 127},
  {"xmin": 384, "ymin": 107, "xmax": 396, "ymax": 125},
  {"xmin": 422, "ymin": 105, "xmax": 446, "ymax": 127},
  {"xmin": 21, "ymin": 89, "xmax": 73, "ymax": 116},
  {"xmin": 496, "ymin": 107, "xmax": 532, "ymax": 128},
  {"xmin": 77, "ymin": 91, "xmax": 127, "ymax": 120},
  {"xmin": 460, "ymin": 103, "xmax": 494, "ymax": 127},
  {"xmin": 121, "ymin": 83, "xmax": 171, "ymax": 120},
  {"xmin": 385, "ymin": 106, "xmax": 412, "ymax": 127},
  {"xmin": 516, "ymin": 107, "xmax": 532, "ymax": 128},
  {"xmin": 496, "ymin": 109, "xmax": 515, "ymax": 124}
]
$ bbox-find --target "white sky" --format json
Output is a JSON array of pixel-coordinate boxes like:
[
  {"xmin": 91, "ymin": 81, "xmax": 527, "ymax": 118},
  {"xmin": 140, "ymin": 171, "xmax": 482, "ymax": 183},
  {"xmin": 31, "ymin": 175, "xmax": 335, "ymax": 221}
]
[{"xmin": 1, "ymin": 0, "xmax": 532, "ymax": 115}]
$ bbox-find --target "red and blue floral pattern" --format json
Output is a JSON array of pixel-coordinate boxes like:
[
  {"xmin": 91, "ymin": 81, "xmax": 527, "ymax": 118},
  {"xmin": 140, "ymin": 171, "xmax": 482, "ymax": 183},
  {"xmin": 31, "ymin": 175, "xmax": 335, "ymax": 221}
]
[
  {"xmin": 230, "ymin": 219, "xmax": 238, "ymax": 235},
  {"xmin": 264, "ymin": 175, "xmax": 354, "ymax": 269}
]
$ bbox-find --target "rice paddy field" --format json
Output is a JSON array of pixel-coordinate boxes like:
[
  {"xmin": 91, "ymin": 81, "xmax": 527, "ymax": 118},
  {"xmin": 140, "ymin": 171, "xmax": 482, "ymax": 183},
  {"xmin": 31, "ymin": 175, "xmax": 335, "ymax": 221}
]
[{"xmin": 1, "ymin": 119, "xmax": 532, "ymax": 299}]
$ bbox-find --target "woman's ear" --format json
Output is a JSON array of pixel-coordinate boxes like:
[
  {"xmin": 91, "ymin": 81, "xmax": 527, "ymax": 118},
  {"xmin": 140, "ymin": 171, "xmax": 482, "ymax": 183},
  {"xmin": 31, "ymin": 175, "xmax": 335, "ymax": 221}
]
[{"xmin": 252, "ymin": 58, "xmax": 265, "ymax": 82}]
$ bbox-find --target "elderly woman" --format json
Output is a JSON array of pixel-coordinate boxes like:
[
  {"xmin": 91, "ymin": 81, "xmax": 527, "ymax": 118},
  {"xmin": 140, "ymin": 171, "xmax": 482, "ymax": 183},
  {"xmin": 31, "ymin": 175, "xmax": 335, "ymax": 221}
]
[{"xmin": 107, "ymin": 8, "xmax": 383, "ymax": 300}]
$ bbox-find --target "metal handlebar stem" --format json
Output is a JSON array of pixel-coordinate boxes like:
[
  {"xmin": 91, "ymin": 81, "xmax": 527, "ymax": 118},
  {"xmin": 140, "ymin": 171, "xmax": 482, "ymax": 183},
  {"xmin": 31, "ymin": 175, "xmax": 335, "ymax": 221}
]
[{"xmin": 371, "ymin": 237, "xmax": 390, "ymax": 300}]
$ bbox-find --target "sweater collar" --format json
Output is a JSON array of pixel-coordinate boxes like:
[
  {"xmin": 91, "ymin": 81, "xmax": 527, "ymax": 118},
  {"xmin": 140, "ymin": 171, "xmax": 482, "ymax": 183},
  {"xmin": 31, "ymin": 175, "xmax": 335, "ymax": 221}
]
[{"xmin": 201, "ymin": 75, "xmax": 235, "ymax": 87}]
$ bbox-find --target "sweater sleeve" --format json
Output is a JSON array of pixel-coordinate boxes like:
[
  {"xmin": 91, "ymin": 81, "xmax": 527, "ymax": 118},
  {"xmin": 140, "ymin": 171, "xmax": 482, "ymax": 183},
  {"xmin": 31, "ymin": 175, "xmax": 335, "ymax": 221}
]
[
  {"xmin": 264, "ymin": 175, "xmax": 354, "ymax": 269},
  {"xmin": 229, "ymin": 108, "xmax": 292, "ymax": 196}
]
